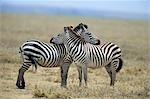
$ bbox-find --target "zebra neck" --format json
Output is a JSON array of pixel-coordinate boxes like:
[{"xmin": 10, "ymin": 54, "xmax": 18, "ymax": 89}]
[
  {"xmin": 53, "ymin": 44, "xmax": 67, "ymax": 55},
  {"xmin": 65, "ymin": 34, "xmax": 84, "ymax": 54}
]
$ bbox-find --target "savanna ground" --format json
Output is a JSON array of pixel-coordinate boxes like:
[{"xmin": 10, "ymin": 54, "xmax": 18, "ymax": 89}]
[{"xmin": 0, "ymin": 13, "xmax": 150, "ymax": 99}]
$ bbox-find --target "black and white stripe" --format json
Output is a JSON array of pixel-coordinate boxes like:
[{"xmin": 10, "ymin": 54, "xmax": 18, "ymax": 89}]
[
  {"xmin": 16, "ymin": 40, "xmax": 72, "ymax": 89},
  {"xmin": 16, "ymin": 23, "xmax": 100, "ymax": 89},
  {"xmin": 20, "ymin": 40, "xmax": 68, "ymax": 69},
  {"xmin": 51, "ymin": 26, "xmax": 123, "ymax": 87}
]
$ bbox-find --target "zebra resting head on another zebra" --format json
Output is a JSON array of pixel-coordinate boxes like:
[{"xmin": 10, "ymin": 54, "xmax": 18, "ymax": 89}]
[
  {"xmin": 50, "ymin": 26, "xmax": 123, "ymax": 87},
  {"xmin": 50, "ymin": 23, "xmax": 100, "ymax": 45},
  {"xmin": 73, "ymin": 23, "xmax": 100, "ymax": 45},
  {"xmin": 16, "ymin": 23, "xmax": 101, "ymax": 89}
]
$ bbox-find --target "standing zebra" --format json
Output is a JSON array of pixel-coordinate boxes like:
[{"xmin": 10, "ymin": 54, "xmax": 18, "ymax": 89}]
[
  {"xmin": 50, "ymin": 26, "xmax": 123, "ymax": 87},
  {"xmin": 16, "ymin": 23, "xmax": 100, "ymax": 89}
]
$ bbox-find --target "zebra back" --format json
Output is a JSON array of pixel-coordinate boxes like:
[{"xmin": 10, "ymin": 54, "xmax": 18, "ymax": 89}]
[{"xmin": 20, "ymin": 40, "xmax": 67, "ymax": 68}]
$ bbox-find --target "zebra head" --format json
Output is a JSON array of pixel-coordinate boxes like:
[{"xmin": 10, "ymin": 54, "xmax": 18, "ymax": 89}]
[
  {"xmin": 50, "ymin": 26, "xmax": 97, "ymax": 45},
  {"xmin": 50, "ymin": 32, "xmax": 66, "ymax": 44},
  {"xmin": 73, "ymin": 23, "xmax": 100, "ymax": 45},
  {"xmin": 50, "ymin": 23, "xmax": 100, "ymax": 45},
  {"xmin": 50, "ymin": 26, "xmax": 74, "ymax": 44}
]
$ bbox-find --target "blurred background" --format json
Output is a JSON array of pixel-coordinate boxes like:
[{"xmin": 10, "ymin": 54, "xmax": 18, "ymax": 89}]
[
  {"xmin": 1, "ymin": 0, "xmax": 149, "ymax": 20},
  {"xmin": 0, "ymin": 0, "xmax": 150, "ymax": 99}
]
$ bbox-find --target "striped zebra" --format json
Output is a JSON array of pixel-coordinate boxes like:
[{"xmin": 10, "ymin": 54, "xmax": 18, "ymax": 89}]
[
  {"xmin": 50, "ymin": 26, "xmax": 123, "ymax": 87},
  {"xmin": 16, "ymin": 23, "xmax": 100, "ymax": 89}
]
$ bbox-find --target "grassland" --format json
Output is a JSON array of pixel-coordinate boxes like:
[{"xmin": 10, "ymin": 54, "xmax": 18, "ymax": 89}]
[{"xmin": 0, "ymin": 13, "xmax": 150, "ymax": 99}]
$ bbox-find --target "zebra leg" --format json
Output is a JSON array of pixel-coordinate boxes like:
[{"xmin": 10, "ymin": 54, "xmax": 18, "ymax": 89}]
[
  {"xmin": 82, "ymin": 66, "xmax": 88, "ymax": 86},
  {"xmin": 16, "ymin": 62, "xmax": 31, "ymax": 89},
  {"xmin": 77, "ymin": 66, "xmax": 82, "ymax": 87},
  {"xmin": 105, "ymin": 63, "xmax": 113, "ymax": 85},
  {"xmin": 110, "ymin": 68, "xmax": 116, "ymax": 86},
  {"xmin": 60, "ymin": 63, "xmax": 71, "ymax": 88},
  {"xmin": 16, "ymin": 66, "xmax": 26, "ymax": 89},
  {"xmin": 110, "ymin": 60, "xmax": 118, "ymax": 86},
  {"xmin": 61, "ymin": 55, "xmax": 73, "ymax": 88}
]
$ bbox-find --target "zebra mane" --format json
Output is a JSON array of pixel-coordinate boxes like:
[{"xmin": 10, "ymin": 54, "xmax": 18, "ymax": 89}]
[
  {"xmin": 73, "ymin": 23, "xmax": 88, "ymax": 32},
  {"xmin": 67, "ymin": 26, "xmax": 84, "ymax": 40}
]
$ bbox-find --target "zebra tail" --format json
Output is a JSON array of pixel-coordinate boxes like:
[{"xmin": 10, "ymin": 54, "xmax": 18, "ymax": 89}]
[
  {"xmin": 30, "ymin": 57, "xmax": 38, "ymax": 72},
  {"xmin": 116, "ymin": 58, "xmax": 123, "ymax": 72},
  {"xmin": 19, "ymin": 47, "xmax": 23, "ymax": 53}
]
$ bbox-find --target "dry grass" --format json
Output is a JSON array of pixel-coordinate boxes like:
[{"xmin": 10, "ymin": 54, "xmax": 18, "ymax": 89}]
[{"xmin": 0, "ymin": 13, "xmax": 150, "ymax": 99}]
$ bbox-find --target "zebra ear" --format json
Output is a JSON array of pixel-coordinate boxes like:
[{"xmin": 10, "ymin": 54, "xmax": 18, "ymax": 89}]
[
  {"xmin": 79, "ymin": 23, "xmax": 83, "ymax": 25},
  {"xmin": 68, "ymin": 26, "xmax": 75, "ymax": 33},
  {"xmin": 84, "ymin": 24, "xmax": 88, "ymax": 29},
  {"xmin": 68, "ymin": 26, "xmax": 72, "ymax": 30},
  {"xmin": 64, "ymin": 27, "xmax": 68, "ymax": 32},
  {"xmin": 70, "ymin": 26, "xmax": 73, "ymax": 28}
]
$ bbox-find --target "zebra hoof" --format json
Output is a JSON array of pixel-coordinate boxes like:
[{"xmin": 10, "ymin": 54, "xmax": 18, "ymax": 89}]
[
  {"xmin": 17, "ymin": 85, "xmax": 25, "ymax": 89},
  {"xmin": 110, "ymin": 83, "xmax": 115, "ymax": 86},
  {"xmin": 16, "ymin": 81, "xmax": 25, "ymax": 89}
]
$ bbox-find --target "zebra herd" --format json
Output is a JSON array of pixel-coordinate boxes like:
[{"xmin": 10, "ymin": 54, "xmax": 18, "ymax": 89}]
[{"xmin": 16, "ymin": 23, "xmax": 123, "ymax": 89}]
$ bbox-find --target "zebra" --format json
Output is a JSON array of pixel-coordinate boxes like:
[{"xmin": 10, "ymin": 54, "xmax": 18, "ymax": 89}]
[
  {"xmin": 16, "ymin": 23, "xmax": 100, "ymax": 89},
  {"xmin": 50, "ymin": 26, "xmax": 123, "ymax": 87}
]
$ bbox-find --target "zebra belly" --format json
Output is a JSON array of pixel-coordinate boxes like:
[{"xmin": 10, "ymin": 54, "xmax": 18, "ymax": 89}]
[
  {"xmin": 86, "ymin": 62, "xmax": 104, "ymax": 69},
  {"xmin": 86, "ymin": 57, "xmax": 110, "ymax": 68},
  {"xmin": 37, "ymin": 56, "xmax": 62, "ymax": 67}
]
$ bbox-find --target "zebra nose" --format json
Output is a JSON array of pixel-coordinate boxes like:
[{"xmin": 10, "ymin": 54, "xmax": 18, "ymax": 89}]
[{"xmin": 50, "ymin": 38, "xmax": 54, "ymax": 43}]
